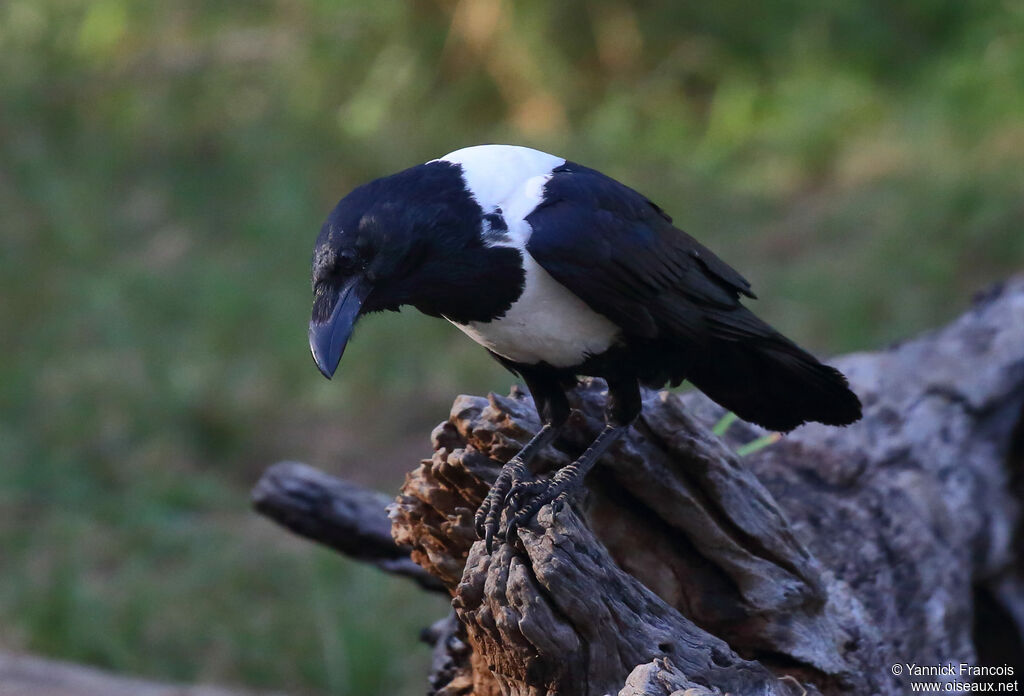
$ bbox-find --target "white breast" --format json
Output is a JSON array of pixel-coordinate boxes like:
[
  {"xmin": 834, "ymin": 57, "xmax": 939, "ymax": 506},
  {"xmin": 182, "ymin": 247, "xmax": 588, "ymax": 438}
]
[
  {"xmin": 453, "ymin": 254, "xmax": 620, "ymax": 367},
  {"xmin": 438, "ymin": 145, "xmax": 621, "ymax": 367}
]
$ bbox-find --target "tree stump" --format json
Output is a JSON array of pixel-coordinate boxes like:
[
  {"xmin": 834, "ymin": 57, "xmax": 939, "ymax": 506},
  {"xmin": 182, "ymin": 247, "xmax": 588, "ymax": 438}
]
[{"xmin": 254, "ymin": 277, "xmax": 1024, "ymax": 696}]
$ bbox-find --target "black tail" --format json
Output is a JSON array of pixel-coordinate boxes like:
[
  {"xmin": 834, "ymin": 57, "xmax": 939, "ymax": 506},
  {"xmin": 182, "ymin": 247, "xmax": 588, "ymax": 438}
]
[{"xmin": 685, "ymin": 309, "xmax": 862, "ymax": 432}]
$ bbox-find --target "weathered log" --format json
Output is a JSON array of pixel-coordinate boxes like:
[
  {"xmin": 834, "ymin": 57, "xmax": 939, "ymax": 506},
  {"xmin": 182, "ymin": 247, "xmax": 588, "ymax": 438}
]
[
  {"xmin": 251, "ymin": 460, "xmax": 444, "ymax": 592},
  {"xmin": 254, "ymin": 277, "xmax": 1024, "ymax": 696},
  {"xmin": 390, "ymin": 277, "xmax": 1024, "ymax": 695}
]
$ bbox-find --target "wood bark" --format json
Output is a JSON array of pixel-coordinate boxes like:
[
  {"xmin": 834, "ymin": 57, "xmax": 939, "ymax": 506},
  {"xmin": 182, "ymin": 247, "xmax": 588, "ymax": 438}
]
[
  {"xmin": 255, "ymin": 277, "xmax": 1024, "ymax": 696},
  {"xmin": 252, "ymin": 460, "xmax": 444, "ymax": 592}
]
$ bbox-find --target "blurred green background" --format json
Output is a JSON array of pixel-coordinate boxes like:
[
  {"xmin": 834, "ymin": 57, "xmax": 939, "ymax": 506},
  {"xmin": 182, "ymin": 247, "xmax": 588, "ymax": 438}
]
[{"xmin": 1, "ymin": 0, "xmax": 1021, "ymax": 694}]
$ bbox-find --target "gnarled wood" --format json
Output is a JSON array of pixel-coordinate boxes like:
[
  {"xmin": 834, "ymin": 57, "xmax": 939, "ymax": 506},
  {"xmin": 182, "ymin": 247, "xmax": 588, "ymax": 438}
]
[
  {"xmin": 252, "ymin": 460, "xmax": 444, "ymax": 592},
  {"xmin": 390, "ymin": 277, "xmax": 1024, "ymax": 695},
  {"xmin": 255, "ymin": 277, "xmax": 1024, "ymax": 696}
]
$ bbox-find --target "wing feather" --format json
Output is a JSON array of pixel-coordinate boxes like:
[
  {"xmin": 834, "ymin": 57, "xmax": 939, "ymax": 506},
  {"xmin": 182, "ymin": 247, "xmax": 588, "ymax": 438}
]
[
  {"xmin": 524, "ymin": 161, "xmax": 861, "ymax": 431},
  {"xmin": 525, "ymin": 162, "xmax": 752, "ymax": 341}
]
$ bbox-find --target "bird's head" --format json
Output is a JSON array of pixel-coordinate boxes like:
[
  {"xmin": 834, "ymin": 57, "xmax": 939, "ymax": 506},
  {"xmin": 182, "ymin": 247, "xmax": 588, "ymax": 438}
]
[
  {"xmin": 307, "ymin": 163, "xmax": 483, "ymax": 379},
  {"xmin": 308, "ymin": 190, "xmax": 421, "ymax": 379},
  {"xmin": 308, "ymin": 226, "xmax": 374, "ymax": 380}
]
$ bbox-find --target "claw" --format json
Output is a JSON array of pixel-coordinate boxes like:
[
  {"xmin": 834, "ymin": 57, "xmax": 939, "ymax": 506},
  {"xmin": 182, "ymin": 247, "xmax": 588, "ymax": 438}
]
[
  {"xmin": 474, "ymin": 500, "xmax": 488, "ymax": 538},
  {"xmin": 475, "ymin": 465, "xmax": 514, "ymax": 543},
  {"xmin": 499, "ymin": 479, "xmax": 519, "ymax": 510},
  {"xmin": 474, "ymin": 490, "xmax": 496, "ymax": 539},
  {"xmin": 474, "ymin": 454, "xmax": 540, "ymax": 552},
  {"xmin": 471, "ymin": 421, "xmax": 568, "ymax": 552},
  {"xmin": 505, "ymin": 488, "xmax": 524, "ymax": 515},
  {"xmin": 505, "ymin": 476, "xmax": 582, "ymax": 535},
  {"xmin": 503, "ymin": 515, "xmax": 521, "ymax": 543},
  {"xmin": 505, "ymin": 479, "xmax": 546, "ymax": 514},
  {"xmin": 476, "ymin": 421, "xmax": 627, "ymax": 551},
  {"xmin": 482, "ymin": 492, "xmax": 503, "ymax": 553}
]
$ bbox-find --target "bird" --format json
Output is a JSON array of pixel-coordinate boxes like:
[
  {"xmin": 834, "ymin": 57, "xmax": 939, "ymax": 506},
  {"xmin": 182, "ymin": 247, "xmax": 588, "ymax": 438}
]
[{"xmin": 308, "ymin": 144, "xmax": 862, "ymax": 550}]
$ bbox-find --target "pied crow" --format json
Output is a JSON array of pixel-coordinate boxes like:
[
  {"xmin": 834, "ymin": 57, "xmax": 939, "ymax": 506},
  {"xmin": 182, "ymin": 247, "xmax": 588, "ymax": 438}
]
[{"xmin": 309, "ymin": 144, "xmax": 862, "ymax": 550}]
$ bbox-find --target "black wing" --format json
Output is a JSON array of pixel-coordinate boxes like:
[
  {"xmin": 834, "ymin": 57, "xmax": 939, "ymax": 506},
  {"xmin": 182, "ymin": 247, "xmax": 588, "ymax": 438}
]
[
  {"xmin": 525, "ymin": 162, "xmax": 861, "ymax": 431},
  {"xmin": 525, "ymin": 162, "xmax": 755, "ymax": 341}
]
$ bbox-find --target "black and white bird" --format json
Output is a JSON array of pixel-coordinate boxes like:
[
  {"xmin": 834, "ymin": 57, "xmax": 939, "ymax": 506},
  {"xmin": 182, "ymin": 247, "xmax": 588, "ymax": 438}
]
[{"xmin": 308, "ymin": 144, "xmax": 862, "ymax": 549}]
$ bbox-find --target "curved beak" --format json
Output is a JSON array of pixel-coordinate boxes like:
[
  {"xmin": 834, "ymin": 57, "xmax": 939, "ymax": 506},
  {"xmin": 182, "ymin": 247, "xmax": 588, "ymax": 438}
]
[{"xmin": 309, "ymin": 276, "xmax": 371, "ymax": 379}]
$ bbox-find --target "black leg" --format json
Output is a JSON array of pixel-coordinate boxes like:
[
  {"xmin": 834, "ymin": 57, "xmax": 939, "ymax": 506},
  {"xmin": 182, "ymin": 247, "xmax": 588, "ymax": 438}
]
[
  {"xmin": 474, "ymin": 422, "xmax": 563, "ymax": 551},
  {"xmin": 502, "ymin": 376, "xmax": 641, "ymax": 542},
  {"xmin": 503, "ymin": 423, "xmax": 628, "ymax": 539},
  {"xmin": 474, "ymin": 369, "xmax": 569, "ymax": 552}
]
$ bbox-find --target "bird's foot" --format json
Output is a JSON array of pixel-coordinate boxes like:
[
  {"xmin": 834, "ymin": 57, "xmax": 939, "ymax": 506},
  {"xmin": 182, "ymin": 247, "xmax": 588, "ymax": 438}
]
[
  {"xmin": 475, "ymin": 457, "xmax": 536, "ymax": 552},
  {"xmin": 504, "ymin": 478, "xmax": 549, "ymax": 514},
  {"xmin": 501, "ymin": 476, "xmax": 581, "ymax": 543},
  {"xmin": 476, "ymin": 422, "xmax": 627, "ymax": 551}
]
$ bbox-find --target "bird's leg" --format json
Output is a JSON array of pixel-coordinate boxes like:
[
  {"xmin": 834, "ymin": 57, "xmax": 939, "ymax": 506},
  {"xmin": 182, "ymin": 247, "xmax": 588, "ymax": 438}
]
[
  {"xmin": 475, "ymin": 422, "xmax": 564, "ymax": 552},
  {"xmin": 502, "ymin": 423, "xmax": 628, "ymax": 540},
  {"xmin": 475, "ymin": 370, "xmax": 570, "ymax": 552},
  {"xmin": 502, "ymin": 376, "xmax": 641, "ymax": 542}
]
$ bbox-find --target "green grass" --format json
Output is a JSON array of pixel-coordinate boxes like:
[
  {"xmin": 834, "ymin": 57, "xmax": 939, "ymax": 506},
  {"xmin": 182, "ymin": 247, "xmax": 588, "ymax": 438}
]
[
  {"xmin": 1, "ymin": 1, "xmax": 1022, "ymax": 694},
  {"xmin": 0, "ymin": 501, "xmax": 449, "ymax": 694}
]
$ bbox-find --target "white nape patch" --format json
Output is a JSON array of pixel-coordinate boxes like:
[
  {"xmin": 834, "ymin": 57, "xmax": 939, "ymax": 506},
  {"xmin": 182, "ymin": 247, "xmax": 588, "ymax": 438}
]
[
  {"xmin": 438, "ymin": 145, "xmax": 620, "ymax": 367},
  {"xmin": 437, "ymin": 144, "xmax": 565, "ymax": 216}
]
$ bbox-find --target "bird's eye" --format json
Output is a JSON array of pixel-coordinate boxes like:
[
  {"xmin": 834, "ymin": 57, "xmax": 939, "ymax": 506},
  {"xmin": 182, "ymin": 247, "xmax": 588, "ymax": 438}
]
[{"xmin": 335, "ymin": 250, "xmax": 358, "ymax": 274}]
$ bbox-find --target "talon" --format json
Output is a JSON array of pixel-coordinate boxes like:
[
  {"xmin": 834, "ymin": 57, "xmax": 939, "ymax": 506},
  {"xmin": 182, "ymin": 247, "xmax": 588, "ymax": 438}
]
[
  {"xmin": 484, "ymin": 501, "xmax": 504, "ymax": 552},
  {"xmin": 505, "ymin": 479, "xmax": 544, "ymax": 514},
  {"xmin": 505, "ymin": 476, "xmax": 573, "ymax": 533},
  {"xmin": 474, "ymin": 501, "xmax": 490, "ymax": 539},
  {"xmin": 470, "ymin": 422, "xmax": 566, "ymax": 546},
  {"xmin": 474, "ymin": 497, "xmax": 491, "ymax": 537},
  {"xmin": 508, "ymin": 501, "xmax": 541, "ymax": 536},
  {"xmin": 503, "ymin": 518, "xmax": 519, "ymax": 543},
  {"xmin": 475, "ymin": 469, "xmax": 514, "ymax": 542},
  {"xmin": 499, "ymin": 484, "xmax": 518, "ymax": 510}
]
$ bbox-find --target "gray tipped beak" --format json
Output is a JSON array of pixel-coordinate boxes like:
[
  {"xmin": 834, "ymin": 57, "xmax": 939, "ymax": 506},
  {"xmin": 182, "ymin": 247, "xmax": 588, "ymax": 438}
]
[{"xmin": 309, "ymin": 277, "xmax": 370, "ymax": 379}]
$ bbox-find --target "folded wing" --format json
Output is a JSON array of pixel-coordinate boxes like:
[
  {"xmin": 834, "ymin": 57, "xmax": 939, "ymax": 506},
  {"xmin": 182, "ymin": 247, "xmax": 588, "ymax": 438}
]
[{"xmin": 525, "ymin": 162, "xmax": 861, "ymax": 431}]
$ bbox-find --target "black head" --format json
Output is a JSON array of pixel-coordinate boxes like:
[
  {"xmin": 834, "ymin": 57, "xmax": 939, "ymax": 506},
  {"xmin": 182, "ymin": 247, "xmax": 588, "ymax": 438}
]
[{"xmin": 308, "ymin": 161, "xmax": 488, "ymax": 378}]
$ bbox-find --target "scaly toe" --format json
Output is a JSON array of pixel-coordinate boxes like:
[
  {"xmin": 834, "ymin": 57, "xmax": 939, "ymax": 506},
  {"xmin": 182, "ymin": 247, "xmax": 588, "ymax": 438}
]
[
  {"xmin": 505, "ymin": 479, "xmax": 547, "ymax": 514},
  {"xmin": 483, "ymin": 499, "xmax": 506, "ymax": 552},
  {"xmin": 504, "ymin": 511, "xmax": 532, "ymax": 541},
  {"xmin": 475, "ymin": 492, "xmax": 499, "ymax": 539},
  {"xmin": 506, "ymin": 499, "xmax": 548, "ymax": 537},
  {"xmin": 474, "ymin": 502, "xmax": 490, "ymax": 539},
  {"xmin": 475, "ymin": 470, "xmax": 515, "ymax": 541}
]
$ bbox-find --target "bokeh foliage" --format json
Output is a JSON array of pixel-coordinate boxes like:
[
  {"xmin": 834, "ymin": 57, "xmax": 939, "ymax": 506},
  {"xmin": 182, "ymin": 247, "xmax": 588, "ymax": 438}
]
[{"xmin": 1, "ymin": 1, "xmax": 1021, "ymax": 694}]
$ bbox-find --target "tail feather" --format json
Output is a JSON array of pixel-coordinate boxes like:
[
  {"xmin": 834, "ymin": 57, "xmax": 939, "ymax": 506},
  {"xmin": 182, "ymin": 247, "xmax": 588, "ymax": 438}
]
[{"xmin": 684, "ymin": 309, "xmax": 862, "ymax": 432}]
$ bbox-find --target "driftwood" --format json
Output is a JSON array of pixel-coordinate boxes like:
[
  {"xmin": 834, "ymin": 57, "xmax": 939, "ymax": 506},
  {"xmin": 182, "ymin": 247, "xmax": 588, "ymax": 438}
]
[{"xmin": 254, "ymin": 277, "xmax": 1024, "ymax": 696}]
